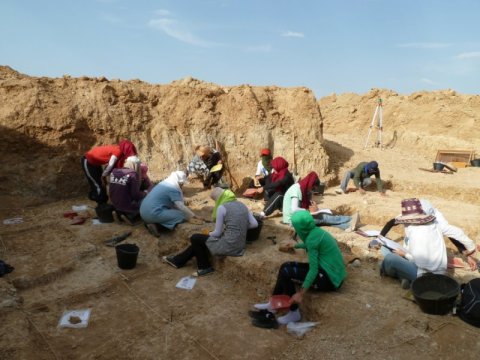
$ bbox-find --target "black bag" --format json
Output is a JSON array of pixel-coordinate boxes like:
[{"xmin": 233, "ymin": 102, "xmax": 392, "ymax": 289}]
[
  {"xmin": 246, "ymin": 215, "xmax": 263, "ymax": 243},
  {"xmin": 0, "ymin": 260, "xmax": 14, "ymax": 277},
  {"xmin": 458, "ymin": 278, "xmax": 480, "ymax": 327}
]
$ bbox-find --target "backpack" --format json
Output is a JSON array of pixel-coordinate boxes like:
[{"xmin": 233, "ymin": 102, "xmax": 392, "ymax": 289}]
[{"xmin": 458, "ymin": 278, "xmax": 480, "ymax": 327}]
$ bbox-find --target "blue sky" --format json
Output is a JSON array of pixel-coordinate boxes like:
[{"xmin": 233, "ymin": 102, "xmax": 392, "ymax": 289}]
[{"xmin": 1, "ymin": 0, "xmax": 479, "ymax": 97}]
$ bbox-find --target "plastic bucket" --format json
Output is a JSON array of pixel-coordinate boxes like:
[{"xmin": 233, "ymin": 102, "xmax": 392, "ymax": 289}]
[
  {"xmin": 115, "ymin": 243, "xmax": 139, "ymax": 269},
  {"xmin": 433, "ymin": 162, "xmax": 445, "ymax": 171},
  {"xmin": 470, "ymin": 159, "xmax": 480, "ymax": 167},
  {"xmin": 411, "ymin": 274, "xmax": 459, "ymax": 315},
  {"xmin": 246, "ymin": 215, "xmax": 263, "ymax": 242},
  {"xmin": 95, "ymin": 203, "xmax": 115, "ymax": 223}
]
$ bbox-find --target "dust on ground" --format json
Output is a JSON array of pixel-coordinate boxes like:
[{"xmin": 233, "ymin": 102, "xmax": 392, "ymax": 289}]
[{"xmin": 1, "ymin": 69, "xmax": 480, "ymax": 359}]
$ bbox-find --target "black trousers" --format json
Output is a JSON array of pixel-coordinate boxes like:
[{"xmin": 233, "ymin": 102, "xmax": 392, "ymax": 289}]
[
  {"xmin": 203, "ymin": 170, "xmax": 223, "ymax": 189},
  {"xmin": 273, "ymin": 261, "xmax": 337, "ymax": 311},
  {"xmin": 380, "ymin": 218, "xmax": 467, "ymax": 252},
  {"xmin": 263, "ymin": 192, "xmax": 284, "ymax": 216},
  {"xmin": 81, "ymin": 156, "xmax": 108, "ymax": 204},
  {"xmin": 173, "ymin": 234, "xmax": 212, "ymax": 270}
]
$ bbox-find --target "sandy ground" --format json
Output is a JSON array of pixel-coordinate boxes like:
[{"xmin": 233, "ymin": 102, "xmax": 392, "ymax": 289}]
[{"xmin": 1, "ymin": 131, "xmax": 480, "ymax": 360}]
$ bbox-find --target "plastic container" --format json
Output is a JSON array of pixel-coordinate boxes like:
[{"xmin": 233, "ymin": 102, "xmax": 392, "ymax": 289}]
[
  {"xmin": 411, "ymin": 274, "xmax": 459, "ymax": 315},
  {"xmin": 270, "ymin": 295, "xmax": 292, "ymax": 310},
  {"xmin": 470, "ymin": 159, "xmax": 480, "ymax": 167},
  {"xmin": 115, "ymin": 243, "xmax": 139, "ymax": 269},
  {"xmin": 95, "ymin": 203, "xmax": 115, "ymax": 223}
]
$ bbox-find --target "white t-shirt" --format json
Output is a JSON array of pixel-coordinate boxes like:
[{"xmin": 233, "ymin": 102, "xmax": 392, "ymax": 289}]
[
  {"xmin": 404, "ymin": 222, "xmax": 447, "ymax": 276},
  {"xmin": 255, "ymin": 160, "xmax": 269, "ymax": 177}
]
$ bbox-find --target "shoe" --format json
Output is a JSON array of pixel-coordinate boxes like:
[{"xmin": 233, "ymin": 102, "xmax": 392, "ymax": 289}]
[
  {"xmin": 401, "ymin": 279, "xmax": 411, "ymax": 289},
  {"xmin": 335, "ymin": 188, "xmax": 345, "ymax": 195},
  {"xmin": 112, "ymin": 211, "xmax": 122, "ymax": 223},
  {"xmin": 120, "ymin": 214, "xmax": 142, "ymax": 226},
  {"xmin": 144, "ymin": 223, "xmax": 161, "ymax": 238},
  {"xmin": 192, "ymin": 267, "xmax": 215, "ymax": 277},
  {"xmin": 251, "ymin": 312, "xmax": 279, "ymax": 329},
  {"xmin": 248, "ymin": 309, "xmax": 275, "ymax": 321},
  {"xmin": 162, "ymin": 256, "xmax": 179, "ymax": 269},
  {"xmin": 277, "ymin": 309, "xmax": 301, "ymax": 325}
]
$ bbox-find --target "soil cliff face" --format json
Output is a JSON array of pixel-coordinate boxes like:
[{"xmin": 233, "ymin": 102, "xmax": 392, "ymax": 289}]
[
  {"xmin": 319, "ymin": 89, "xmax": 480, "ymax": 154},
  {"xmin": 0, "ymin": 66, "xmax": 326, "ymax": 203}
]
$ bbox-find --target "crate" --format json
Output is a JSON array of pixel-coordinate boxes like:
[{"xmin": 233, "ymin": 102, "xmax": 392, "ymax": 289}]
[{"xmin": 435, "ymin": 150, "xmax": 475, "ymax": 166}]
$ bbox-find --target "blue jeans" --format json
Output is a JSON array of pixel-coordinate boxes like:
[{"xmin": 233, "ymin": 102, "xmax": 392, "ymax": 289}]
[
  {"xmin": 313, "ymin": 214, "xmax": 351, "ymax": 230},
  {"xmin": 380, "ymin": 247, "xmax": 418, "ymax": 282},
  {"xmin": 340, "ymin": 171, "xmax": 372, "ymax": 192}
]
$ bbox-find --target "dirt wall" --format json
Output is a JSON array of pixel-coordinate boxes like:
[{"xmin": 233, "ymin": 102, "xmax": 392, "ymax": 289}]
[{"xmin": 0, "ymin": 66, "xmax": 327, "ymax": 203}]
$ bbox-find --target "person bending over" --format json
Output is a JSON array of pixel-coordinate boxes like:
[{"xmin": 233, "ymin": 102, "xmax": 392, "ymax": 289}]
[
  {"xmin": 380, "ymin": 198, "xmax": 477, "ymax": 271},
  {"xmin": 336, "ymin": 160, "xmax": 385, "ymax": 196},
  {"xmin": 140, "ymin": 171, "xmax": 201, "ymax": 236}
]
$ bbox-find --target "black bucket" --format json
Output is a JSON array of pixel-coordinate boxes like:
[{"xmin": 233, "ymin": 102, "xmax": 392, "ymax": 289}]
[
  {"xmin": 470, "ymin": 159, "xmax": 480, "ymax": 167},
  {"xmin": 95, "ymin": 203, "xmax": 115, "ymax": 223},
  {"xmin": 246, "ymin": 215, "xmax": 263, "ymax": 242},
  {"xmin": 433, "ymin": 162, "xmax": 445, "ymax": 171},
  {"xmin": 411, "ymin": 274, "xmax": 459, "ymax": 315},
  {"xmin": 115, "ymin": 243, "xmax": 139, "ymax": 269}
]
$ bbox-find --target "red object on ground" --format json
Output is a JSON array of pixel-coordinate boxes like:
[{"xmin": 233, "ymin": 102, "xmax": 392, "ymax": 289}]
[
  {"xmin": 270, "ymin": 295, "xmax": 292, "ymax": 310},
  {"xmin": 63, "ymin": 211, "xmax": 78, "ymax": 219},
  {"xmin": 447, "ymin": 256, "xmax": 465, "ymax": 269},
  {"xmin": 70, "ymin": 216, "xmax": 87, "ymax": 225}
]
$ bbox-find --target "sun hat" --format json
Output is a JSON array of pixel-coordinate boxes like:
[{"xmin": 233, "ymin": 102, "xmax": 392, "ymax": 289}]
[
  {"xmin": 260, "ymin": 148, "xmax": 271, "ymax": 156},
  {"xmin": 196, "ymin": 145, "xmax": 211, "ymax": 157},
  {"xmin": 395, "ymin": 198, "xmax": 436, "ymax": 225}
]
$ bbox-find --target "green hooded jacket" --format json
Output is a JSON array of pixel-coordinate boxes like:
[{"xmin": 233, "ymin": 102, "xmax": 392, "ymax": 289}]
[{"xmin": 292, "ymin": 211, "xmax": 346, "ymax": 289}]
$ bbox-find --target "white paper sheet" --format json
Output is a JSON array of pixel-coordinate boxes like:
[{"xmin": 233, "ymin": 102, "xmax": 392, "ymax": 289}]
[
  {"xmin": 58, "ymin": 309, "xmax": 92, "ymax": 328},
  {"xmin": 175, "ymin": 276, "xmax": 197, "ymax": 290},
  {"xmin": 377, "ymin": 235, "xmax": 407, "ymax": 252}
]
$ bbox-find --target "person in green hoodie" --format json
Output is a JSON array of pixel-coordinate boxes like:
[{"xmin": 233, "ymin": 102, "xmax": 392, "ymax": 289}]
[
  {"xmin": 335, "ymin": 160, "xmax": 386, "ymax": 195},
  {"xmin": 253, "ymin": 211, "xmax": 346, "ymax": 324}
]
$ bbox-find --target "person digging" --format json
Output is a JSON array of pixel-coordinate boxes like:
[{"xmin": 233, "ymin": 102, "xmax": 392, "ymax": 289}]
[{"xmin": 250, "ymin": 211, "xmax": 346, "ymax": 327}]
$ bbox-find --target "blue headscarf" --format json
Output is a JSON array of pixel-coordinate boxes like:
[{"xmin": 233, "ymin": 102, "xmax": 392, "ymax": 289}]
[{"xmin": 364, "ymin": 161, "xmax": 379, "ymax": 174}]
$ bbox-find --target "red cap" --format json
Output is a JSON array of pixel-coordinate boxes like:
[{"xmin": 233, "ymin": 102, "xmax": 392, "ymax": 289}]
[{"xmin": 260, "ymin": 148, "xmax": 271, "ymax": 156}]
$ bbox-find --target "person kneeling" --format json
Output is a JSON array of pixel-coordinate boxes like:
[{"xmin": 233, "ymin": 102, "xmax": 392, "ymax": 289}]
[
  {"xmin": 252, "ymin": 211, "xmax": 346, "ymax": 324},
  {"xmin": 163, "ymin": 187, "xmax": 258, "ymax": 276}
]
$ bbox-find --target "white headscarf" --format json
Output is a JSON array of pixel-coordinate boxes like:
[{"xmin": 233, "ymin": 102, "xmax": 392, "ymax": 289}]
[{"xmin": 163, "ymin": 171, "xmax": 188, "ymax": 191}]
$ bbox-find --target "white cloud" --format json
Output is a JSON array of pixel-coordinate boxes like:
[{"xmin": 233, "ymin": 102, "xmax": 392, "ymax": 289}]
[
  {"xmin": 397, "ymin": 42, "xmax": 451, "ymax": 49},
  {"xmin": 454, "ymin": 51, "xmax": 480, "ymax": 60},
  {"xmin": 420, "ymin": 78, "xmax": 439, "ymax": 85},
  {"xmin": 281, "ymin": 31, "xmax": 304, "ymax": 38},
  {"xmin": 244, "ymin": 44, "xmax": 272, "ymax": 53},
  {"xmin": 148, "ymin": 17, "xmax": 217, "ymax": 47},
  {"xmin": 154, "ymin": 9, "xmax": 171, "ymax": 16}
]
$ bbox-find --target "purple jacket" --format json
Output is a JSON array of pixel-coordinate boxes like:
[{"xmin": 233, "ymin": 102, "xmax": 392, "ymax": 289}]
[{"xmin": 109, "ymin": 168, "xmax": 146, "ymax": 214}]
